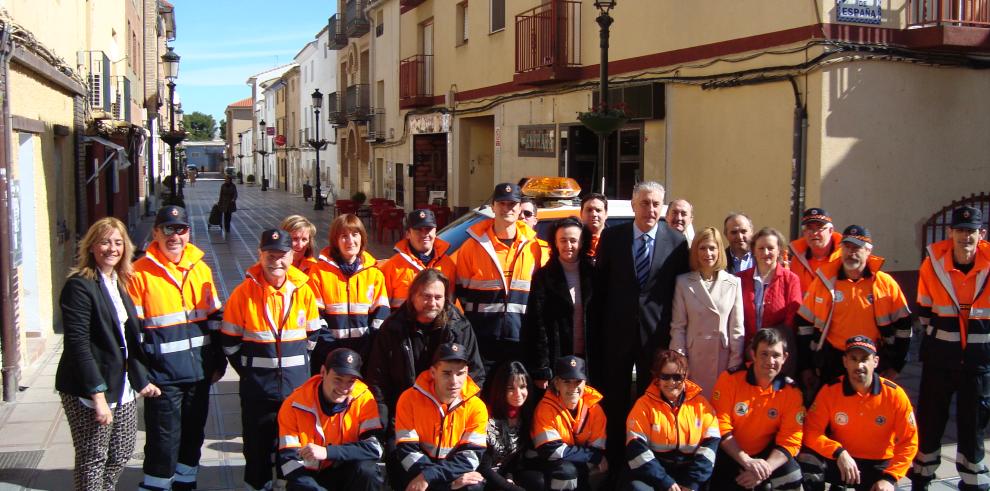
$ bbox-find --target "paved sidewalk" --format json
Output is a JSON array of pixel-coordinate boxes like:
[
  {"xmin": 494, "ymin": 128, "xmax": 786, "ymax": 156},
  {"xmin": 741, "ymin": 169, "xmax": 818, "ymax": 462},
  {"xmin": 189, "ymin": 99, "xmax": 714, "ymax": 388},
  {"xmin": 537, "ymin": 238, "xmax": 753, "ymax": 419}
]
[{"xmin": 0, "ymin": 179, "xmax": 979, "ymax": 489}]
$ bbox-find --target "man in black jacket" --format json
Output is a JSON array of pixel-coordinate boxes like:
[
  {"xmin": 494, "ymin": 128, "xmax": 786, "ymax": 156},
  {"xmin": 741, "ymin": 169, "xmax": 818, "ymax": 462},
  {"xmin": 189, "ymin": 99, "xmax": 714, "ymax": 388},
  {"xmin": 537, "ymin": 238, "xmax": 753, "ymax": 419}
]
[
  {"xmin": 590, "ymin": 181, "xmax": 690, "ymax": 470},
  {"xmin": 364, "ymin": 268, "xmax": 485, "ymax": 431}
]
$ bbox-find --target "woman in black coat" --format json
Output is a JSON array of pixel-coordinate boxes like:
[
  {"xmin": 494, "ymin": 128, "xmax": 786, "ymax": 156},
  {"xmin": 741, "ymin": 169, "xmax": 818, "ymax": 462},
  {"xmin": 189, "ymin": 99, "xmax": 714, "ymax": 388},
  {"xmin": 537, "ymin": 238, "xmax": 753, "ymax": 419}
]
[
  {"xmin": 55, "ymin": 217, "xmax": 160, "ymax": 491},
  {"xmin": 522, "ymin": 217, "xmax": 593, "ymax": 388}
]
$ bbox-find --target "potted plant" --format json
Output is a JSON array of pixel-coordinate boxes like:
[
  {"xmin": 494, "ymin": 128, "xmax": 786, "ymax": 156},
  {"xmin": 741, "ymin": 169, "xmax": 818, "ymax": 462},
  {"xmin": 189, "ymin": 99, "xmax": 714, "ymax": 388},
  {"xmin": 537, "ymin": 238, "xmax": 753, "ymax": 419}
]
[
  {"xmin": 246, "ymin": 174, "xmax": 256, "ymax": 186},
  {"xmin": 351, "ymin": 191, "xmax": 367, "ymax": 206},
  {"xmin": 578, "ymin": 102, "xmax": 628, "ymax": 136}
]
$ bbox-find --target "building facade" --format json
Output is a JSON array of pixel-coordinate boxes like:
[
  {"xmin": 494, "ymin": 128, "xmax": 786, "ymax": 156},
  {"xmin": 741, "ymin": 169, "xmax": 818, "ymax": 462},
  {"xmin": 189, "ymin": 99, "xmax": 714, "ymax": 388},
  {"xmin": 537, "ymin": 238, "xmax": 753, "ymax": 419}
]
[{"xmin": 295, "ymin": 27, "xmax": 341, "ymax": 202}]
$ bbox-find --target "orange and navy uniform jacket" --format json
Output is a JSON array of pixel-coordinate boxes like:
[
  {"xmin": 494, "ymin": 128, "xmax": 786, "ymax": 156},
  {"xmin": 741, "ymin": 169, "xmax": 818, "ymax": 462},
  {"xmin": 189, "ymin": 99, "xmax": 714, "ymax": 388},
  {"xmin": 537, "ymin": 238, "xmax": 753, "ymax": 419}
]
[
  {"xmin": 380, "ymin": 238, "xmax": 457, "ymax": 309},
  {"xmin": 453, "ymin": 219, "xmax": 546, "ymax": 343},
  {"xmin": 127, "ymin": 242, "xmax": 224, "ymax": 384},
  {"xmin": 394, "ymin": 370, "xmax": 488, "ymax": 484},
  {"xmin": 625, "ymin": 380, "xmax": 721, "ymax": 491},
  {"xmin": 796, "ymin": 256, "xmax": 912, "ymax": 371},
  {"xmin": 308, "ymin": 248, "xmax": 390, "ymax": 354},
  {"xmin": 220, "ymin": 263, "xmax": 321, "ymax": 401},
  {"xmin": 711, "ymin": 366, "xmax": 804, "ymax": 459},
  {"xmin": 293, "ymin": 255, "xmax": 318, "ymax": 276},
  {"xmin": 803, "ymin": 375, "xmax": 919, "ymax": 482},
  {"xmin": 788, "ymin": 232, "xmax": 843, "ymax": 294},
  {"xmin": 532, "ymin": 384, "xmax": 607, "ymax": 467},
  {"xmin": 277, "ymin": 375, "xmax": 383, "ymax": 479},
  {"xmin": 918, "ymin": 239, "xmax": 990, "ymax": 370}
]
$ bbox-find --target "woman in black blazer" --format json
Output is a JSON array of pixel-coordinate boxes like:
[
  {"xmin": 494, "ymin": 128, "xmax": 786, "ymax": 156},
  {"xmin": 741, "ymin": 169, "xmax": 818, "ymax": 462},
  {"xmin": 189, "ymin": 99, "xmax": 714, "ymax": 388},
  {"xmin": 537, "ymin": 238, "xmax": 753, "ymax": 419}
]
[
  {"xmin": 523, "ymin": 217, "xmax": 594, "ymax": 389},
  {"xmin": 55, "ymin": 217, "xmax": 160, "ymax": 490}
]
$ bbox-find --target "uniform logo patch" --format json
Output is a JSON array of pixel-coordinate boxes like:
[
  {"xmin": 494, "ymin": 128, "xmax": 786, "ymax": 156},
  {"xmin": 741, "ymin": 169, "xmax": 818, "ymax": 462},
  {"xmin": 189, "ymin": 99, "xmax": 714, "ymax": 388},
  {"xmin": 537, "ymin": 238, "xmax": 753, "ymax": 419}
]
[
  {"xmin": 964, "ymin": 210, "xmax": 972, "ymax": 219},
  {"xmin": 297, "ymin": 310, "xmax": 306, "ymax": 327},
  {"xmin": 834, "ymin": 291, "xmax": 845, "ymax": 303},
  {"xmin": 505, "ymin": 185, "xmax": 512, "ymax": 193},
  {"xmin": 796, "ymin": 410, "xmax": 806, "ymax": 425},
  {"xmin": 815, "ymin": 296, "xmax": 824, "ymax": 304},
  {"xmin": 171, "ymin": 208, "xmax": 179, "ymax": 216},
  {"xmin": 346, "ymin": 354, "xmax": 354, "ymax": 363},
  {"xmin": 866, "ymin": 294, "xmax": 874, "ymax": 304},
  {"xmin": 908, "ymin": 412, "xmax": 916, "ymax": 427},
  {"xmin": 767, "ymin": 408, "xmax": 779, "ymax": 419},
  {"xmin": 835, "ymin": 412, "xmax": 849, "ymax": 426},
  {"xmin": 569, "ymin": 359, "xmax": 577, "ymax": 367},
  {"xmin": 367, "ymin": 286, "xmax": 375, "ymax": 301},
  {"xmin": 419, "ymin": 211, "xmax": 426, "ymax": 218},
  {"xmin": 734, "ymin": 402, "xmax": 749, "ymax": 416},
  {"xmin": 272, "ymin": 231, "xmax": 280, "ymax": 240},
  {"xmin": 712, "ymin": 390, "xmax": 720, "ymax": 401},
  {"xmin": 452, "ymin": 344, "xmax": 460, "ymax": 352},
  {"xmin": 875, "ymin": 415, "xmax": 886, "ymax": 426}
]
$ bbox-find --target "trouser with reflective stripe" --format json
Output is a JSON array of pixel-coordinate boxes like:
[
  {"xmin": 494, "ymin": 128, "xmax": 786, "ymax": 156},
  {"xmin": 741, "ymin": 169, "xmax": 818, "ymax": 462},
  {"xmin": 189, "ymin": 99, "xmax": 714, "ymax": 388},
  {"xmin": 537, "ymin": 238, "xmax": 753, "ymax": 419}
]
[
  {"xmin": 908, "ymin": 365, "xmax": 990, "ymax": 490},
  {"xmin": 141, "ymin": 381, "xmax": 211, "ymax": 491},
  {"xmin": 541, "ymin": 460, "xmax": 591, "ymax": 491},
  {"xmin": 242, "ymin": 397, "xmax": 284, "ymax": 490},
  {"xmin": 798, "ymin": 447, "xmax": 890, "ymax": 491},
  {"xmin": 285, "ymin": 460, "xmax": 382, "ymax": 491},
  {"xmin": 711, "ymin": 446, "xmax": 803, "ymax": 490}
]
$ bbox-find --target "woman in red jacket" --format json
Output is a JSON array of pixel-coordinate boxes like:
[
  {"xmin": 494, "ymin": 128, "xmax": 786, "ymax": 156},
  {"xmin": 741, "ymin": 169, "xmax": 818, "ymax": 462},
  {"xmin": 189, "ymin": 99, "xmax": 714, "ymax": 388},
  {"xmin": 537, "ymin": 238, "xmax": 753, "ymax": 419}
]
[{"xmin": 736, "ymin": 227, "xmax": 802, "ymax": 375}]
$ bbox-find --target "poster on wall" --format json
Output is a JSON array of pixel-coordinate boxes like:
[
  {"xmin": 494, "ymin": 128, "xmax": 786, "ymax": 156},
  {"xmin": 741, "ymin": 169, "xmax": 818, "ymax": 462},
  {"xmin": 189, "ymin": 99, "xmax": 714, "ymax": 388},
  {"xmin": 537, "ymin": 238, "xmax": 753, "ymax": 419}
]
[
  {"xmin": 518, "ymin": 125, "xmax": 555, "ymax": 157},
  {"xmin": 836, "ymin": 0, "xmax": 882, "ymax": 24}
]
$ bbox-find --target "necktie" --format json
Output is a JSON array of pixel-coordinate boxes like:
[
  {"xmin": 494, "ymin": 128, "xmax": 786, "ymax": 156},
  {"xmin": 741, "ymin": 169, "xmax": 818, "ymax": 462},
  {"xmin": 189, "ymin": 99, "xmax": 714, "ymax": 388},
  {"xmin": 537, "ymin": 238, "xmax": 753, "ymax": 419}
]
[{"xmin": 635, "ymin": 234, "xmax": 651, "ymax": 287}]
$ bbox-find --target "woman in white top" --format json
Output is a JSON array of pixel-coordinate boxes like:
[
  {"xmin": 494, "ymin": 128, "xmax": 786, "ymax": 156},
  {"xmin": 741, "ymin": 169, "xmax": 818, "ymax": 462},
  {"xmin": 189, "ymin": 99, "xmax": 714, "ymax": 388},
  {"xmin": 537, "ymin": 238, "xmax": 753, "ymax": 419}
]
[{"xmin": 670, "ymin": 226, "xmax": 745, "ymax": 397}]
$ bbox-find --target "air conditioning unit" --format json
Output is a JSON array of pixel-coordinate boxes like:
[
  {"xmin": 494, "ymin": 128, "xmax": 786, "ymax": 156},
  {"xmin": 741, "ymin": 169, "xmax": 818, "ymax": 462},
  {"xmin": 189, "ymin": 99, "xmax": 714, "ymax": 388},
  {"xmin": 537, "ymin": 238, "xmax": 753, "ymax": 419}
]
[{"xmin": 82, "ymin": 51, "xmax": 111, "ymax": 113}]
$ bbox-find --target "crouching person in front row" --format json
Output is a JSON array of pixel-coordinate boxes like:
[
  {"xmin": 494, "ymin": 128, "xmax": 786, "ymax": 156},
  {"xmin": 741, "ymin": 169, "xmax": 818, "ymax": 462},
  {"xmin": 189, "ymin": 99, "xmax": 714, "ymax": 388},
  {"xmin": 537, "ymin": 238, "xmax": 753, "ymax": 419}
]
[
  {"xmin": 277, "ymin": 348, "xmax": 384, "ymax": 491},
  {"xmin": 625, "ymin": 349, "xmax": 720, "ymax": 491},
  {"xmin": 393, "ymin": 342, "xmax": 489, "ymax": 490},
  {"xmin": 532, "ymin": 356, "xmax": 608, "ymax": 491}
]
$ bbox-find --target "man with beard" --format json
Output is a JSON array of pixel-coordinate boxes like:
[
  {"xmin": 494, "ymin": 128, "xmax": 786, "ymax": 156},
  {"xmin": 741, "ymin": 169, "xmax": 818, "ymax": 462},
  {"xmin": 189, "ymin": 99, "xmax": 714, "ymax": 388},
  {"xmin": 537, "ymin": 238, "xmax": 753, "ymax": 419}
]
[
  {"xmin": 788, "ymin": 208, "xmax": 844, "ymax": 294},
  {"xmin": 380, "ymin": 209, "xmax": 457, "ymax": 309},
  {"xmin": 393, "ymin": 343, "xmax": 488, "ymax": 491},
  {"xmin": 665, "ymin": 199, "xmax": 695, "ymax": 243},
  {"xmin": 724, "ymin": 213, "xmax": 754, "ymax": 274},
  {"xmin": 220, "ymin": 230, "xmax": 322, "ymax": 490},
  {"xmin": 909, "ymin": 206, "xmax": 990, "ymax": 491},
  {"xmin": 799, "ymin": 336, "xmax": 918, "ymax": 491},
  {"xmin": 796, "ymin": 225, "xmax": 912, "ymax": 390},
  {"xmin": 710, "ymin": 328, "xmax": 805, "ymax": 490}
]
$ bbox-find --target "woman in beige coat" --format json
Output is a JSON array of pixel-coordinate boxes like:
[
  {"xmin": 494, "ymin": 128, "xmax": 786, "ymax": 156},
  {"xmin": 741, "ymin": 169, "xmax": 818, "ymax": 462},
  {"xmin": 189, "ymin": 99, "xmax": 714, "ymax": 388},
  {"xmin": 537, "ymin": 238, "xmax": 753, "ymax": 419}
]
[{"xmin": 669, "ymin": 226, "xmax": 745, "ymax": 397}]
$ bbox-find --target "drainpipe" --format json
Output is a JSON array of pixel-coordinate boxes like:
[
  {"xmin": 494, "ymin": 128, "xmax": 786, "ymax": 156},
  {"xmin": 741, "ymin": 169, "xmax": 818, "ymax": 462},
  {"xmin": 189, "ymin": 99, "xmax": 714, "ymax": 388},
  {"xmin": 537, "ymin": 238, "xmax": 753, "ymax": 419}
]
[
  {"xmin": 788, "ymin": 76, "xmax": 808, "ymax": 240},
  {"xmin": 0, "ymin": 23, "xmax": 21, "ymax": 402}
]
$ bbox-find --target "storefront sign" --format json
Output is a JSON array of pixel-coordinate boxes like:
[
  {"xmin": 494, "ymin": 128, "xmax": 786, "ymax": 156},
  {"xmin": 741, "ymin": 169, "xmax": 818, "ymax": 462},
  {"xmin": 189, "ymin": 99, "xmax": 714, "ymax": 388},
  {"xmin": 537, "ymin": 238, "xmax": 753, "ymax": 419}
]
[
  {"xmin": 836, "ymin": 0, "xmax": 882, "ymax": 25},
  {"xmin": 518, "ymin": 124, "xmax": 555, "ymax": 157},
  {"xmin": 409, "ymin": 113, "xmax": 451, "ymax": 134}
]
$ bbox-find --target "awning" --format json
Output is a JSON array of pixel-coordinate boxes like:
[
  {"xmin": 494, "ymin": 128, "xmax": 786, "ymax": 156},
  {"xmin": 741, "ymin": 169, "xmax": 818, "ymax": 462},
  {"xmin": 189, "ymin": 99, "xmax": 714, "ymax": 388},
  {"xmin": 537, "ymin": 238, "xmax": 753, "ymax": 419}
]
[{"xmin": 83, "ymin": 135, "xmax": 130, "ymax": 196}]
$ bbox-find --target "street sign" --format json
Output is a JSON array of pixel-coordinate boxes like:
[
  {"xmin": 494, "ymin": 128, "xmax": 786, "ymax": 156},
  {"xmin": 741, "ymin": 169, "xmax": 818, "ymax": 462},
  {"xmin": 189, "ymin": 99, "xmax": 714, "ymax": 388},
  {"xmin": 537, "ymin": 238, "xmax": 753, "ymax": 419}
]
[{"xmin": 836, "ymin": 0, "xmax": 882, "ymax": 25}]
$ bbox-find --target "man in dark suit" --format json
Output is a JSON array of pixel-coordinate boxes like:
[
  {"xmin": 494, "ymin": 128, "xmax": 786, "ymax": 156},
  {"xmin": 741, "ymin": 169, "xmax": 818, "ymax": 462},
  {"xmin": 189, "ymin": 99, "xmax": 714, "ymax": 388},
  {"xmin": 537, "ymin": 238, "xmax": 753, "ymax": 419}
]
[{"xmin": 590, "ymin": 180, "xmax": 690, "ymax": 468}]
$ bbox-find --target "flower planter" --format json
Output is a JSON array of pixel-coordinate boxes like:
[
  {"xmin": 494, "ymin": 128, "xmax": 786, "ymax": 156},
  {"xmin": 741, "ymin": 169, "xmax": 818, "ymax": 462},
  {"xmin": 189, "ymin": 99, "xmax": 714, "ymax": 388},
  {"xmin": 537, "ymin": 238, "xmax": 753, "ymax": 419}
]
[{"xmin": 578, "ymin": 112, "xmax": 628, "ymax": 136}]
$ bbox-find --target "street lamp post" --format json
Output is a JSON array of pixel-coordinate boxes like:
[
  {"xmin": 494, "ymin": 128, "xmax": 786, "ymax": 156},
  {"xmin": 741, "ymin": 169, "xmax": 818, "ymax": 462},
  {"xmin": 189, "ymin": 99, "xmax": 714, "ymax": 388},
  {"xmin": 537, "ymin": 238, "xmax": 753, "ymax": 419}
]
[
  {"xmin": 160, "ymin": 46, "xmax": 186, "ymax": 204},
  {"xmin": 594, "ymin": 0, "xmax": 616, "ymax": 194},
  {"xmin": 308, "ymin": 89, "xmax": 329, "ymax": 211},
  {"xmin": 237, "ymin": 132, "xmax": 245, "ymax": 184},
  {"xmin": 258, "ymin": 119, "xmax": 269, "ymax": 191}
]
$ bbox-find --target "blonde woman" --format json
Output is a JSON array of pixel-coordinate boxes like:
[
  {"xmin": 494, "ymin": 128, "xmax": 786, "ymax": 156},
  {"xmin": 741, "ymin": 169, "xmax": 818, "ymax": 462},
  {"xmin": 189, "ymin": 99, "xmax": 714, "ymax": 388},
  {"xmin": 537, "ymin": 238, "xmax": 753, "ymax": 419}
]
[
  {"xmin": 669, "ymin": 226, "xmax": 745, "ymax": 397},
  {"xmin": 280, "ymin": 214, "xmax": 318, "ymax": 274},
  {"xmin": 55, "ymin": 217, "xmax": 161, "ymax": 490}
]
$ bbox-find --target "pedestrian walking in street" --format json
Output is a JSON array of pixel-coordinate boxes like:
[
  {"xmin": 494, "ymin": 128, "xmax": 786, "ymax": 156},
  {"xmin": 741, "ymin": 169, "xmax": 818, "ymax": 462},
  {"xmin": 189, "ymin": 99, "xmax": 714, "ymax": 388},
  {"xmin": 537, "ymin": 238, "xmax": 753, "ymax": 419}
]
[
  {"xmin": 127, "ymin": 206, "xmax": 226, "ymax": 491},
  {"xmin": 220, "ymin": 229, "xmax": 322, "ymax": 490},
  {"xmin": 56, "ymin": 217, "xmax": 161, "ymax": 491},
  {"xmin": 909, "ymin": 206, "xmax": 990, "ymax": 491},
  {"xmin": 218, "ymin": 174, "xmax": 238, "ymax": 234},
  {"xmin": 281, "ymin": 214, "xmax": 318, "ymax": 275}
]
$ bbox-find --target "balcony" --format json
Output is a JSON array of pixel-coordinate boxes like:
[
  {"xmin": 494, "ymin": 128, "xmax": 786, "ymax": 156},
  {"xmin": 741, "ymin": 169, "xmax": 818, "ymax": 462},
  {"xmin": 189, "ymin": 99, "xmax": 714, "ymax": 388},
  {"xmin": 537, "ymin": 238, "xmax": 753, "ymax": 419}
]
[
  {"xmin": 345, "ymin": 84, "xmax": 371, "ymax": 121},
  {"xmin": 365, "ymin": 109, "xmax": 385, "ymax": 142},
  {"xmin": 400, "ymin": 0, "xmax": 426, "ymax": 10},
  {"xmin": 399, "ymin": 54, "xmax": 434, "ymax": 109},
  {"xmin": 904, "ymin": 0, "xmax": 990, "ymax": 50},
  {"xmin": 345, "ymin": 0, "xmax": 370, "ymax": 38},
  {"xmin": 327, "ymin": 92, "xmax": 346, "ymax": 126},
  {"xmin": 328, "ymin": 14, "xmax": 347, "ymax": 50},
  {"xmin": 111, "ymin": 76, "xmax": 131, "ymax": 122},
  {"xmin": 513, "ymin": 0, "xmax": 581, "ymax": 86}
]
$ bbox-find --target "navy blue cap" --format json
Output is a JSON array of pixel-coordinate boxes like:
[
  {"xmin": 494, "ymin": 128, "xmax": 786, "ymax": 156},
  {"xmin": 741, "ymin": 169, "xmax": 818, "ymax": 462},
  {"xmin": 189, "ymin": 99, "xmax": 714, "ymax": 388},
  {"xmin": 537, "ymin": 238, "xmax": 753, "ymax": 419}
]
[
  {"xmin": 407, "ymin": 209, "xmax": 437, "ymax": 229},
  {"xmin": 951, "ymin": 206, "xmax": 984, "ymax": 230},
  {"xmin": 324, "ymin": 348, "xmax": 363, "ymax": 378},
  {"xmin": 493, "ymin": 182, "xmax": 522, "ymax": 203},
  {"xmin": 845, "ymin": 335, "xmax": 877, "ymax": 355},
  {"xmin": 801, "ymin": 207, "xmax": 832, "ymax": 226},
  {"xmin": 259, "ymin": 229, "xmax": 292, "ymax": 252},
  {"xmin": 432, "ymin": 342, "xmax": 471, "ymax": 365},
  {"xmin": 554, "ymin": 355, "xmax": 587, "ymax": 380},
  {"xmin": 155, "ymin": 205, "xmax": 189, "ymax": 227},
  {"xmin": 841, "ymin": 225, "xmax": 872, "ymax": 248}
]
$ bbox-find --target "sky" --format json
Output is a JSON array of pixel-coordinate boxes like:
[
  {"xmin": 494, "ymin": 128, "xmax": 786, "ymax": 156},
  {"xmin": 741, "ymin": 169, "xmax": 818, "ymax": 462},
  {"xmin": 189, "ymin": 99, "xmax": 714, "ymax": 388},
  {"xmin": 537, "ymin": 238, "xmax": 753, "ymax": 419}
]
[{"xmin": 171, "ymin": 0, "xmax": 335, "ymax": 126}]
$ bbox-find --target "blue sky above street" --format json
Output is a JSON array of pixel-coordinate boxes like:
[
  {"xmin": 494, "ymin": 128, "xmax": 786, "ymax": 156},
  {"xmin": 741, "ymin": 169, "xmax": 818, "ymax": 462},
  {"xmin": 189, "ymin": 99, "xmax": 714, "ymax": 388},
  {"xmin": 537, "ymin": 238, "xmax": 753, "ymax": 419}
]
[{"xmin": 171, "ymin": 0, "xmax": 336, "ymax": 126}]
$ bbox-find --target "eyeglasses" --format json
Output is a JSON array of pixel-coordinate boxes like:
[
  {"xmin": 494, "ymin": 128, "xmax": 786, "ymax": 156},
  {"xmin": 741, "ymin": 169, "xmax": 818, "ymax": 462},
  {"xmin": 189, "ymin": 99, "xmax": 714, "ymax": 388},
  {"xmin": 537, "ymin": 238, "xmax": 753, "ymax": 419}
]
[
  {"xmin": 658, "ymin": 373, "xmax": 685, "ymax": 382},
  {"xmin": 161, "ymin": 225, "xmax": 189, "ymax": 236},
  {"xmin": 520, "ymin": 210, "xmax": 535, "ymax": 218}
]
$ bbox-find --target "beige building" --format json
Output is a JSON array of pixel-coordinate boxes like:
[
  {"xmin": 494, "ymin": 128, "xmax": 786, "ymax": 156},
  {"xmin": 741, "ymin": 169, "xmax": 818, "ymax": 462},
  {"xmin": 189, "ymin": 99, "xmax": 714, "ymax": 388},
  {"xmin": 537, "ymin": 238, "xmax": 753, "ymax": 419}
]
[
  {"xmin": 224, "ymin": 96, "xmax": 253, "ymax": 177},
  {"xmin": 344, "ymin": 0, "xmax": 990, "ymax": 283}
]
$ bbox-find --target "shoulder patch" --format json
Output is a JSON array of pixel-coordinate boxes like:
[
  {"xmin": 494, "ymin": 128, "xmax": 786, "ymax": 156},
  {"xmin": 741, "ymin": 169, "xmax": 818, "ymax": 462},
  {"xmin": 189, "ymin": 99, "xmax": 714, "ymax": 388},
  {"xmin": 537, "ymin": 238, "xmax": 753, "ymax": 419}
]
[{"xmin": 882, "ymin": 379, "xmax": 898, "ymax": 389}]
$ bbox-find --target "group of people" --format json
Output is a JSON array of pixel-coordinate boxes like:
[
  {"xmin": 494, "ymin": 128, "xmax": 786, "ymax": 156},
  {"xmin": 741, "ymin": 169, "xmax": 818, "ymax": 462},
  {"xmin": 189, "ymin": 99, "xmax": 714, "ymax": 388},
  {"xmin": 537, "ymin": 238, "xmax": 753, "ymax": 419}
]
[{"xmin": 54, "ymin": 178, "xmax": 990, "ymax": 491}]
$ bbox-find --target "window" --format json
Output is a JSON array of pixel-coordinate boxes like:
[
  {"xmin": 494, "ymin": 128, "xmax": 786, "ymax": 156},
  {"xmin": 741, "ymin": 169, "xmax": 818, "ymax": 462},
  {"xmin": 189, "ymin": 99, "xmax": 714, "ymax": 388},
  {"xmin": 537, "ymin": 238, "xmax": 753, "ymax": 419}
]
[
  {"xmin": 456, "ymin": 2, "xmax": 469, "ymax": 45},
  {"xmin": 490, "ymin": 0, "xmax": 505, "ymax": 32},
  {"xmin": 376, "ymin": 9, "xmax": 384, "ymax": 37}
]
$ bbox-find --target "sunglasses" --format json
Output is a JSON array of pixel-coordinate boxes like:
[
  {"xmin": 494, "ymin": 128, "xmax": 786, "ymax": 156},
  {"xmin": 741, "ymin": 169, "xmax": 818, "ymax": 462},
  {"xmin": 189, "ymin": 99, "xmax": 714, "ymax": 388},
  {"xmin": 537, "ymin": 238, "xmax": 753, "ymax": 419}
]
[
  {"xmin": 658, "ymin": 373, "xmax": 685, "ymax": 382},
  {"xmin": 520, "ymin": 210, "xmax": 535, "ymax": 218},
  {"xmin": 161, "ymin": 225, "xmax": 189, "ymax": 236}
]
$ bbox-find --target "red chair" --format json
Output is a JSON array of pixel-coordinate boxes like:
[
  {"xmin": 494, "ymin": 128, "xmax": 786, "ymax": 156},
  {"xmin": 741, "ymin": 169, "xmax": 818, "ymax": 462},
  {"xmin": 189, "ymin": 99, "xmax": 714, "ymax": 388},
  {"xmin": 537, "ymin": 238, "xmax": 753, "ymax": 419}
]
[
  {"xmin": 378, "ymin": 208, "xmax": 406, "ymax": 244},
  {"xmin": 334, "ymin": 199, "xmax": 357, "ymax": 217},
  {"xmin": 369, "ymin": 197, "xmax": 390, "ymax": 209},
  {"xmin": 371, "ymin": 200, "xmax": 397, "ymax": 236},
  {"xmin": 430, "ymin": 205, "xmax": 451, "ymax": 229}
]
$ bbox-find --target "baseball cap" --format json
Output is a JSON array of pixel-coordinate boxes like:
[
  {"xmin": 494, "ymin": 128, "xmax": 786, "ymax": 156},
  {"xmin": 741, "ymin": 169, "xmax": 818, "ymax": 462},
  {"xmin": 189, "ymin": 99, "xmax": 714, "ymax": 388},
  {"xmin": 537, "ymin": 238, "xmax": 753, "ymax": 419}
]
[
  {"xmin": 324, "ymin": 348, "xmax": 363, "ymax": 378},
  {"xmin": 407, "ymin": 209, "xmax": 437, "ymax": 229},
  {"xmin": 801, "ymin": 208, "xmax": 832, "ymax": 226},
  {"xmin": 844, "ymin": 335, "xmax": 877, "ymax": 356},
  {"xmin": 259, "ymin": 229, "xmax": 292, "ymax": 252},
  {"xmin": 841, "ymin": 225, "xmax": 873, "ymax": 248},
  {"xmin": 155, "ymin": 205, "xmax": 189, "ymax": 227},
  {"xmin": 553, "ymin": 355, "xmax": 588, "ymax": 381},
  {"xmin": 432, "ymin": 342, "xmax": 471, "ymax": 365},
  {"xmin": 492, "ymin": 182, "xmax": 522, "ymax": 203},
  {"xmin": 951, "ymin": 206, "xmax": 984, "ymax": 230}
]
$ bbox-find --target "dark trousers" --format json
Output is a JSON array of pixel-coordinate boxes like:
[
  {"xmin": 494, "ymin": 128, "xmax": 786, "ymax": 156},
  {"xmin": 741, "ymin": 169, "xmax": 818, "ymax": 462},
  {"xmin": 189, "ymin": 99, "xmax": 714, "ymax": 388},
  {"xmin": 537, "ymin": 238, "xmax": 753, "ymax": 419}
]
[
  {"xmin": 798, "ymin": 448, "xmax": 890, "ymax": 491},
  {"xmin": 286, "ymin": 460, "xmax": 383, "ymax": 491},
  {"xmin": 710, "ymin": 446, "xmax": 803, "ymax": 490},
  {"xmin": 221, "ymin": 210, "xmax": 232, "ymax": 233},
  {"xmin": 600, "ymin": 346, "xmax": 652, "ymax": 470},
  {"xmin": 623, "ymin": 460, "xmax": 695, "ymax": 491},
  {"xmin": 141, "ymin": 381, "xmax": 211, "ymax": 491},
  {"xmin": 242, "ymin": 397, "xmax": 284, "ymax": 490},
  {"xmin": 392, "ymin": 463, "xmax": 484, "ymax": 491},
  {"xmin": 542, "ymin": 460, "xmax": 591, "ymax": 491},
  {"xmin": 909, "ymin": 365, "xmax": 990, "ymax": 490}
]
